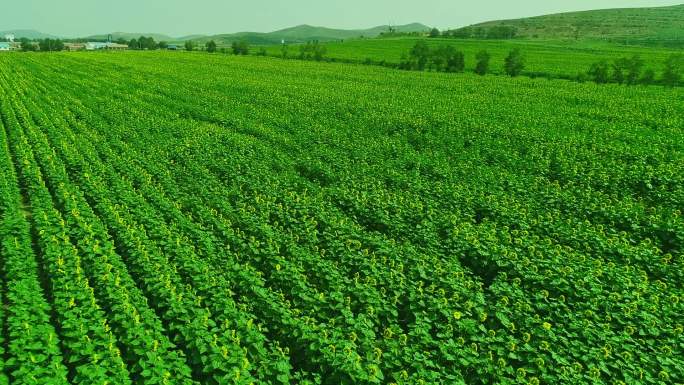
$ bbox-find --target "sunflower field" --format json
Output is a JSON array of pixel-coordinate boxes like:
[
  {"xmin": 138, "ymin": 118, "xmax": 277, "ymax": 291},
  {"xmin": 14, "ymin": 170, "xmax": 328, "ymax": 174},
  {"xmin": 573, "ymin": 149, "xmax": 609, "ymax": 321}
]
[{"xmin": 0, "ymin": 51, "xmax": 682, "ymax": 385}]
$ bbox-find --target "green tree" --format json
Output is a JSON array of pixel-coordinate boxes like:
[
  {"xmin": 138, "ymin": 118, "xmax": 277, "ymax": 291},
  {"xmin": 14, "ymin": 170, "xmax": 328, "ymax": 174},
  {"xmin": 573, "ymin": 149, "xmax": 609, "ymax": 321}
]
[
  {"xmin": 487, "ymin": 26, "xmax": 517, "ymax": 39},
  {"xmin": 475, "ymin": 50, "xmax": 490, "ymax": 75},
  {"xmin": 297, "ymin": 41, "xmax": 326, "ymax": 61},
  {"xmin": 429, "ymin": 28, "xmax": 441, "ymax": 38},
  {"xmin": 430, "ymin": 47, "xmax": 446, "ymax": 71},
  {"xmin": 451, "ymin": 27, "xmax": 473, "ymax": 38},
  {"xmin": 184, "ymin": 40, "xmax": 195, "ymax": 51},
  {"xmin": 640, "ymin": 68, "xmax": 655, "ymax": 85},
  {"xmin": 281, "ymin": 44, "xmax": 289, "ymax": 58},
  {"xmin": 446, "ymin": 48, "xmax": 465, "ymax": 73},
  {"xmin": 409, "ymin": 41, "xmax": 430, "ymax": 70},
  {"xmin": 662, "ymin": 55, "xmax": 681, "ymax": 88},
  {"xmin": 312, "ymin": 43, "xmax": 326, "ymax": 61},
  {"xmin": 206, "ymin": 40, "xmax": 217, "ymax": 53},
  {"xmin": 158, "ymin": 41, "xmax": 169, "ymax": 49},
  {"xmin": 38, "ymin": 39, "xmax": 50, "ymax": 51},
  {"xmin": 138, "ymin": 36, "xmax": 157, "ymax": 50},
  {"xmin": 588, "ymin": 61, "xmax": 609, "ymax": 84},
  {"xmin": 128, "ymin": 38, "xmax": 140, "ymax": 50},
  {"xmin": 432, "ymin": 46, "xmax": 465, "ymax": 73},
  {"xmin": 398, "ymin": 53, "xmax": 415, "ymax": 70},
  {"xmin": 625, "ymin": 55, "xmax": 644, "ymax": 85},
  {"xmin": 38, "ymin": 38, "xmax": 64, "ymax": 52},
  {"xmin": 231, "ymin": 41, "xmax": 249, "ymax": 55},
  {"xmin": 504, "ymin": 49, "xmax": 524, "ymax": 77},
  {"xmin": 298, "ymin": 44, "xmax": 308, "ymax": 60},
  {"xmin": 611, "ymin": 57, "xmax": 630, "ymax": 84}
]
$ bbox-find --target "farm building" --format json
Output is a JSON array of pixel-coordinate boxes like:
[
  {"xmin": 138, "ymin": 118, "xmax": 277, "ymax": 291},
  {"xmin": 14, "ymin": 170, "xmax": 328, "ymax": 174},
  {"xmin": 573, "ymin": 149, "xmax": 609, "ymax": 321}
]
[
  {"xmin": 0, "ymin": 42, "xmax": 12, "ymax": 51},
  {"xmin": 64, "ymin": 43, "xmax": 86, "ymax": 51},
  {"xmin": 85, "ymin": 42, "xmax": 128, "ymax": 51},
  {"xmin": 167, "ymin": 44, "xmax": 179, "ymax": 50}
]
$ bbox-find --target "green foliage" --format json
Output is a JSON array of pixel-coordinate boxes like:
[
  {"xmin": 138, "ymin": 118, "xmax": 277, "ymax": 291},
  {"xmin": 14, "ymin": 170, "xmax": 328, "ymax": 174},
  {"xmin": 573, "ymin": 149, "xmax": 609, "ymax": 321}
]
[
  {"xmin": 475, "ymin": 50, "xmax": 491, "ymax": 75},
  {"xmin": 408, "ymin": 40, "xmax": 430, "ymax": 70},
  {"xmin": 129, "ymin": 36, "xmax": 158, "ymax": 50},
  {"xmin": 400, "ymin": 41, "xmax": 465, "ymax": 73},
  {"xmin": 445, "ymin": 25, "xmax": 517, "ymax": 39},
  {"xmin": 588, "ymin": 60, "xmax": 610, "ymax": 83},
  {"xmin": 640, "ymin": 68, "xmax": 656, "ymax": 84},
  {"xmin": 184, "ymin": 40, "xmax": 195, "ymax": 51},
  {"xmin": 232, "ymin": 40, "xmax": 250, "ymax": 55},
  {"xmin": 662, "ymin": 54, "xmax": 682, "ymax": 88},
  {"xmin": 587, "ymin": 55, "xmax": 676, "ymax": 87},
  {"xmin": 20, "ymin": 38, "xmax": 36, "ymax": 52},
  {"xmin": 435, "ymin": 45, "xmax": 465, "ymax": 72},
  {"xmin": 38, "ymin": 38, "xmax": 64, "ymax": 52},
  {"xmin": 206, "ymin": 40, "xmax": 217, "ymax": 53},
  {"xmin": 298, "ymin": 41, "xmax": 327, "ymax": 61},
  {"xmin": 504, "ymin": 48, "xmax": 524, "ymax": 76},
  {"xmin": 625, "ymin": 55, "xmax": 645, "ymax": 85}
]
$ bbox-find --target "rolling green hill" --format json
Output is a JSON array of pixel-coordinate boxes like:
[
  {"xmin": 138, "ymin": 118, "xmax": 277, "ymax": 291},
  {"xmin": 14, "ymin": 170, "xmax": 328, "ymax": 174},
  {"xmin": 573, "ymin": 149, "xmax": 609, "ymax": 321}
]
[{"xmin": 452, "ymin": 4, "xmax": 684, "ymax": 46}]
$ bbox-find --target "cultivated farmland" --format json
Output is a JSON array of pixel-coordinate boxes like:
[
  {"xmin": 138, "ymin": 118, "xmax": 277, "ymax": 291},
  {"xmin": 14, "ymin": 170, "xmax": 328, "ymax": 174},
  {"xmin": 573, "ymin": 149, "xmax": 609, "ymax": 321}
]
[
  {"xmin": 0, "ymin": 51, "xmax": 683, "ymax": 385},
  {"xmin": 266, "ymin": 37, "xmax": 683, "ymax": 79}
]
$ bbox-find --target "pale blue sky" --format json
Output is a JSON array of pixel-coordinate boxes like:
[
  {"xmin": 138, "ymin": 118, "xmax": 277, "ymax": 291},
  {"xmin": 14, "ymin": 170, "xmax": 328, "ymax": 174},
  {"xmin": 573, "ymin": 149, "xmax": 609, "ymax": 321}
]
[{"xmin": 2, "ymin": 0, "xmax": 682, "ymax": 37}]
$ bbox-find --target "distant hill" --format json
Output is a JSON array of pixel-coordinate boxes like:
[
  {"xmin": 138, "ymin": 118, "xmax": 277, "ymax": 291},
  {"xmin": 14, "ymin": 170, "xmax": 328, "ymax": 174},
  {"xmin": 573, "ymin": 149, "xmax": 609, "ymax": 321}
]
[
  {"xmin": 452, "ymin": 4, "xmax": 684, "ymax": 47},
  {"xmin": 189, "ymin": 23, "xmax": 430, "ymax": 45},
  {"xmin": 0, "ymin": 29, "xmax": 57, "ymax": 39},
  {"xmin": 5, "ymin": 23, "xmax": 430, "ymax": 45}
]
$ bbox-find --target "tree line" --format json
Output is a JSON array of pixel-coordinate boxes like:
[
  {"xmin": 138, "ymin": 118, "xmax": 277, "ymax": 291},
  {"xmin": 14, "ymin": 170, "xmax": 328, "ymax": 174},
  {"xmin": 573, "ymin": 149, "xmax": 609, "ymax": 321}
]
[
  {"xmin": 18, "ymin": 38, "xmax": 65, "ymax": 52},
  {"xmin": 127, "ymin": 36, "xmax": 165, "ymax": 50},
  {"xmin": 181, "ymin": 40, "xmax": 247, "ymax": 55},
  {"xmin": 396, "ymin": 41, "xmax": 681, "ymax": 87},
  {"xmin": 399, "ymin": 41, "xmax": 525, "ymax": 76},
  {"xmin": 277, "ymin": 41, "xmax": 328, "ymax": 61},
  {"xmin": 428, "ymin": 26, "xmax": 519, "ymax": 40},
  {"xmin": 585, "ymin": 55, "xmax": 681, "ymax": 87}
]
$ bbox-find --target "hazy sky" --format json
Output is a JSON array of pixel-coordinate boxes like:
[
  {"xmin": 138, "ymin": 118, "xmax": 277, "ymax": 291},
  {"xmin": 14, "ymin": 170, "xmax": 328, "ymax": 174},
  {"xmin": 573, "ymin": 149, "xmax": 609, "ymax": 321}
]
[{"xmin": 2, "ymin": 0, "xmax": 682, "ymax": 37}]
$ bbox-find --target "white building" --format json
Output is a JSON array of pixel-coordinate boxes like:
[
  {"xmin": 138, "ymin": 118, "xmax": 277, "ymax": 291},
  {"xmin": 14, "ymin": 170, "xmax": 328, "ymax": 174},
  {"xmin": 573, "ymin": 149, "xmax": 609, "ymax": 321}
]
[
  {"xmin": 4, "ymin": 34, "xmax": 14, "ymax": 42},
  {"xmin": 85, "ymin": 42, "xmax": 128, "ymax": 51},
  {"xmin": 0, "ymin": 42, "xmax": 11, "ymax": 51}
]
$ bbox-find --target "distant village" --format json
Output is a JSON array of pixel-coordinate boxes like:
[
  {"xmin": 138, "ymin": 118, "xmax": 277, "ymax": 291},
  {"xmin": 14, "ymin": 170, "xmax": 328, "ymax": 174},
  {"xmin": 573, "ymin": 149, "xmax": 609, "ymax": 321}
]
[{"xmin": 0, "ymin": 33, "xmax": 187, "ymax": 52}]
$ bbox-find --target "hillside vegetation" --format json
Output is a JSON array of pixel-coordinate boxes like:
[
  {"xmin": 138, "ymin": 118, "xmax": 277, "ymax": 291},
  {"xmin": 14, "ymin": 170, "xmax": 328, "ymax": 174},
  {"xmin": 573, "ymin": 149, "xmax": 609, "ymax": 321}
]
[{"xmin": 454, "ymin": 4, "xmax": 684, "ymax": 46}]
